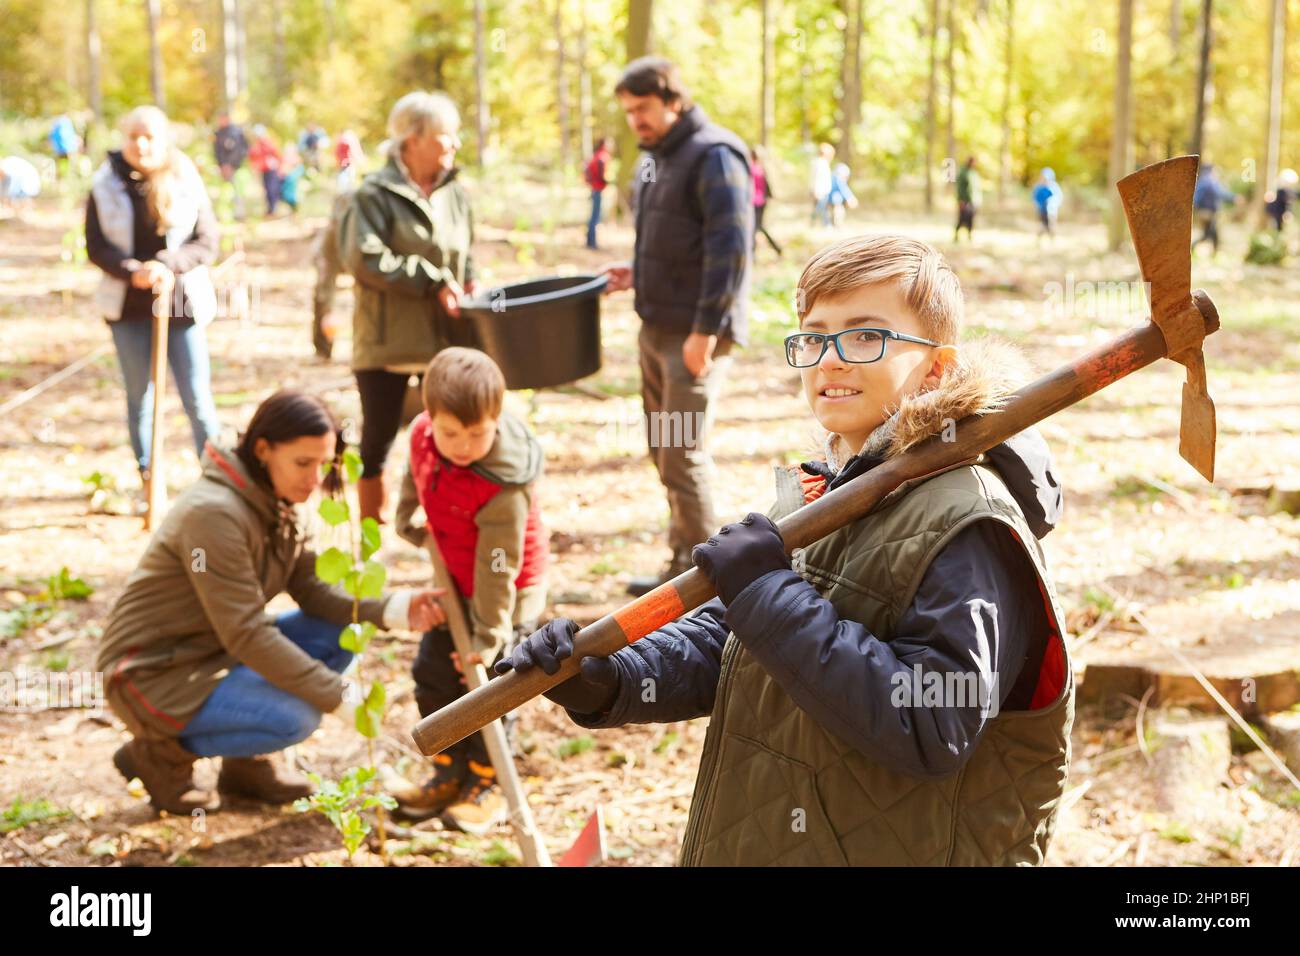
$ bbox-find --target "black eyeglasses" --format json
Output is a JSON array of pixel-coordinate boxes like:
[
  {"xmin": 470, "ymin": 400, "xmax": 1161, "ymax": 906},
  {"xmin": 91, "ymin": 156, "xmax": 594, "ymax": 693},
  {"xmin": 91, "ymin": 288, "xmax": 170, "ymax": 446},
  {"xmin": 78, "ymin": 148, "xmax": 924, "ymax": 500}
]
[{"xmin": 784, "ymin": 327, "xmax": 942, "ymax": 368}]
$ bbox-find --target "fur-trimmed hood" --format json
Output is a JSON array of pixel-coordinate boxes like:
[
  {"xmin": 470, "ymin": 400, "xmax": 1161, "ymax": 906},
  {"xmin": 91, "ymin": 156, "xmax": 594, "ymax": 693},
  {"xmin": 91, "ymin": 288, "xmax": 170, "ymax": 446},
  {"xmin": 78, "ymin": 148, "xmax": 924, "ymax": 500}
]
[
  {"xmin": 825, "ymin": 337, "xmax": 1029, "ymax": 466},
  {"xmin": 812, "ymin": 337, "xmax": 1063, "ymax": 538}
]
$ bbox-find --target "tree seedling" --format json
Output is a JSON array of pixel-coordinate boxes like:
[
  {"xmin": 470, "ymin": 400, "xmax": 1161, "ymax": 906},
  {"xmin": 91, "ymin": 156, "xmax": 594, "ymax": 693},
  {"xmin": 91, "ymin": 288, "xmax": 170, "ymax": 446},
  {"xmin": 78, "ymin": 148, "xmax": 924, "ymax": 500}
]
[{"xmin": 293, "ymin": 447, "xmax": 396, "ymax": 864}]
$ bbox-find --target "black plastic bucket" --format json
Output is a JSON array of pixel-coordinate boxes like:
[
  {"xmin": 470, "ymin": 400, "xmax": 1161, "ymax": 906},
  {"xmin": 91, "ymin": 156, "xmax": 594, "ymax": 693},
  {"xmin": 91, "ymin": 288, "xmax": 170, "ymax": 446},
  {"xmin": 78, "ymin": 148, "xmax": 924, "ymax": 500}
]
[{"xmin": 461, "ymin": 274, "xmax": 607, "ymax": 390}]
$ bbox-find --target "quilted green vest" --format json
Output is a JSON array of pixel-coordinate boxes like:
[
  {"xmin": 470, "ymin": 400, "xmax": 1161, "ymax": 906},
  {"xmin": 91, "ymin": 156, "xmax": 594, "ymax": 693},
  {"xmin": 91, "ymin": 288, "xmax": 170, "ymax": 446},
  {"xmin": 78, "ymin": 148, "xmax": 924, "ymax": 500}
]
[{"xmin": 677, "ymin": 462, "xmax": 1074, "ymax": 866}]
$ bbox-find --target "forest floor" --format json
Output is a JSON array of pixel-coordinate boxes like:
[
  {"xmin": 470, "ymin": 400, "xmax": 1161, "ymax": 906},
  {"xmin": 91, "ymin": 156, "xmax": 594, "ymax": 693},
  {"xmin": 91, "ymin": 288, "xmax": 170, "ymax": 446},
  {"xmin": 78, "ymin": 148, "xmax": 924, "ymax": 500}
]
[{"xmin": 2, "ymin": 172, "xmax": 1298, "ymax": 866}]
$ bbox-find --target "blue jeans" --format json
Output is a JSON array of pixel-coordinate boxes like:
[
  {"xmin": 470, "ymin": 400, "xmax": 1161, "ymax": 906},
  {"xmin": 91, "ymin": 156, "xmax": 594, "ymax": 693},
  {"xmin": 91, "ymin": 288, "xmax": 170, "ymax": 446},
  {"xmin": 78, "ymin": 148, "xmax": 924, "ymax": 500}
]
[
  {"xmin": 180, "ymin": 611, "xmax": 351, "ymax": 758},
  {"xmin": 262, "ymin": 170, "xmax": 281, "ymax": 215},
  {"xmin": 586, "ymin": 189, "xmax": 602, "ymax": 248},
  {"xmin": 109, "ymin": 317, "xmax": 222, "ymax": 473}
]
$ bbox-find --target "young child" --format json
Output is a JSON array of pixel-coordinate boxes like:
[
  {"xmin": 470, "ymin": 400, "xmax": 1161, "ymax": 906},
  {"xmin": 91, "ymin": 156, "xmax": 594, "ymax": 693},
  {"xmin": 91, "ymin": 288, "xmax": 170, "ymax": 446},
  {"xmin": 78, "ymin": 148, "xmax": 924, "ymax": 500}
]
[
  {"xmin": 500, "ymin": 235, "xmax": 1073, "ymax": 866},
  {"xmin": 279, "ymin": 145, "xmax": 305, "ymax": 213},
  {"xmin": 390, "ymin": 347, "xmax": 549, "ymax": 833}
]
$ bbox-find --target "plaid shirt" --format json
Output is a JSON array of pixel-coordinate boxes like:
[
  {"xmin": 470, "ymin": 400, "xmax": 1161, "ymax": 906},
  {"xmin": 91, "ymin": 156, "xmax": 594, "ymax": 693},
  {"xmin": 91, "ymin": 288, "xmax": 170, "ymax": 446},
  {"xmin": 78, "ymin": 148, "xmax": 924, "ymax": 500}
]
[{"xmin": 690, "ymin": 145, "xmax": 753, "ymax": 337}]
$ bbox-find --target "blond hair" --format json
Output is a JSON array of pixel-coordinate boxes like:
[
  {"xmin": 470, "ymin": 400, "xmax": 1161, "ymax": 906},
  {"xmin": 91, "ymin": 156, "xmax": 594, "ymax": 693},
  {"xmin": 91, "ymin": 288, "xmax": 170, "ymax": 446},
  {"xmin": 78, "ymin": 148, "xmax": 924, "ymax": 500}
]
[
  {"xmin": 118, "ymin": 105, "xmax": 186, "ymax": 233},
  {"xmin": 796, "ymin": 234, "xmax": 964, "ymax": 344},
  {"xmin": 387, "ymin": 91, "xmax": 460, "ymax": 154},
  {"xmin": 422, "ymin": 347, "xmax": 505, "ymax": 424}
]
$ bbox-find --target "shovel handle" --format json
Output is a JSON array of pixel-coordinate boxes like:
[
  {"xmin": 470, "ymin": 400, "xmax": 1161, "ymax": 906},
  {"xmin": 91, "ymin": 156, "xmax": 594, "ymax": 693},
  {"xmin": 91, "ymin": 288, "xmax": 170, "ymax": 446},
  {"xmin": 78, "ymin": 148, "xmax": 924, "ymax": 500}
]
[{"xmin": 411, "ymin": 295, "xmax": 1219, "ymax": 756}]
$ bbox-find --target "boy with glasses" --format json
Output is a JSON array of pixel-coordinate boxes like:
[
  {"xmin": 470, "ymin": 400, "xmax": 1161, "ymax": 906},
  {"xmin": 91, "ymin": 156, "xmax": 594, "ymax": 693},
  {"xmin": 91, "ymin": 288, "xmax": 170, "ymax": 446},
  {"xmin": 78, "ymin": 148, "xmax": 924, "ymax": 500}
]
[{"xmin": 501, "ymin": 235, "xmax": 1073, "ymax": 866}]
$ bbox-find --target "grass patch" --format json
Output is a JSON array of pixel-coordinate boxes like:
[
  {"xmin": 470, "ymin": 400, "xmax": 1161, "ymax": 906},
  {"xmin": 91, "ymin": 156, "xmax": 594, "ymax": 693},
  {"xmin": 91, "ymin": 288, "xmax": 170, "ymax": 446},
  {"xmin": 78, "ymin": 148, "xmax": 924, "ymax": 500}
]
[
  {"xmin": 587, "ymin": 557, "xmax": 622, "ymax": 577},
  {"xmin": 1, "ymin": 797, "xmax": 70, "ymax": 833},
  {"xmin": 555, "ymin": 736, "xmax": 596, "ymax": 759}
]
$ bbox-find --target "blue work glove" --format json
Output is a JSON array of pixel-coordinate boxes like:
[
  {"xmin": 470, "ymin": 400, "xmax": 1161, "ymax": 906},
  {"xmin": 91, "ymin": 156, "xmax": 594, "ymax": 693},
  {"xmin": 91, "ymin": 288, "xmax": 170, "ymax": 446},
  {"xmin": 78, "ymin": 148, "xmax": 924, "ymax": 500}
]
[
  {"xmin": 691, "ymin": 512, "xmax": 791, "ymax": 606},
  {"xmin": 494, "ymin": 618, "xmax": 620, "ymax": 715}
]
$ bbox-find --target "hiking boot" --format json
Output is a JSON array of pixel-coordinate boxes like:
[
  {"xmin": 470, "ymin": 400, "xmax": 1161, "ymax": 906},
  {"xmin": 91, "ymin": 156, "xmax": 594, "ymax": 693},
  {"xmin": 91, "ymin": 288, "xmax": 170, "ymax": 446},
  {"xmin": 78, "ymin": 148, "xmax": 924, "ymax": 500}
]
[
  {"xmin": 113, "ymin": 737, "xmax": 220, "ymax": 815},
  {"xmin": 217, "ymin": 752, "xmax": 313, "ymax": 804},
  {"xmin": 388, "ymin": 752, "xmax": 467, "ymax": 821},
  {"xmin": 625, "ymin": 556, "xmax": 693, "ymax": 598},
  {"xmin": 442, "ymin": 760, "xmax": 507, "ymax": 836}
]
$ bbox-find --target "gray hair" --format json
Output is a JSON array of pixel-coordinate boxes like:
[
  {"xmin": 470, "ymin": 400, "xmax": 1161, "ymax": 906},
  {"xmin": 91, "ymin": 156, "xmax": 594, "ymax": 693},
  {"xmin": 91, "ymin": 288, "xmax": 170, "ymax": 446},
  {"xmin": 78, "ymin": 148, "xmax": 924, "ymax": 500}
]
[{"xmin": 387, "ymin": 91, "xmax": 460, "ymax": 152}]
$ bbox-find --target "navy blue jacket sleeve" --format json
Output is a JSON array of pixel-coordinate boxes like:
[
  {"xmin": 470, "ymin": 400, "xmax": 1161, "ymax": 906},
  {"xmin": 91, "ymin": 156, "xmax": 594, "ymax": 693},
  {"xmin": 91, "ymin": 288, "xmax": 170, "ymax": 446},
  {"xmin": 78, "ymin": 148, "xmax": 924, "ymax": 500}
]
[
  {"xmin": 567, "ymin": 597, "xmax": 730, "ymax": 728},
  {"xmin": 691, "ymin": 147, "xmax": 753, "ymax": 337},
  {"xmin": 721, "ymin": 519, "xmax": 1043, "ymax": 779}
]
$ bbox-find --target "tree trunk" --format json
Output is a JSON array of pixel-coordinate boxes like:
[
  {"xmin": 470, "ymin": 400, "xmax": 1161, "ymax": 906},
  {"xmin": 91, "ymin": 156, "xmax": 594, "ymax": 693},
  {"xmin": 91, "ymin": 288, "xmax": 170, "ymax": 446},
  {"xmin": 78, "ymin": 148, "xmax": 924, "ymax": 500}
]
[
  {"xmin": 617, "ymin": 0, "xmax": 654, "ymax": 214},
  {"xmin": 1188, "ymin": 0, "xmax": 1213, "ymax": 156},
  {"xmin": 85, "ymin": 0, "xmax": 102, "ymax": 122},
  {"xmin": 838, "ymin": 0, "xmax": 862, "ymax": 167},
  {"xmin": 556, "ymin": 0, "xmax": 570, "ymax": 172},
  {"xmin": 997, "ymin": 0, "xmax": 1013, "ymax": 205},
  {"xmin": 323, "ymin": 0, "xmax": 336, "ymax": 50},
  {"xmin": 945, "ymin": 0, "xmax": 957, "ymax": 168},
  {"xmin": 145, "ymin": 0, "xmax": 165, "ymax": 110},
  {"xmin": 925, "ymin": 0, "xmax": 940, "ymax": 211},
  {"xmin": 474, "ymin": 0, "xmax": 490, "ymax": 166},
  {"xmin": 760, "ymin": 0, "xmax": 775, "ymax": 150},
  {"xmin": 578, "ymin": 0, "xmax": 592, "ymax": 161},
  {"xmin": 1260, "ymin": 0, "xmax": 1285, "ymax": 211},
  {"xmin": 272, "ymin": 0, "xmax": 288, "ymax": 101},
  {"xmin": 1107, "ymin": 0, "xmax": 1134, "ymax": 251},
  {"xmin": 235, "ymin": 0, "xmax": 248, "ymax": 101},
  {"xmin": 221, "ymin": 0, "xmax": 239, "ymax": 109}
]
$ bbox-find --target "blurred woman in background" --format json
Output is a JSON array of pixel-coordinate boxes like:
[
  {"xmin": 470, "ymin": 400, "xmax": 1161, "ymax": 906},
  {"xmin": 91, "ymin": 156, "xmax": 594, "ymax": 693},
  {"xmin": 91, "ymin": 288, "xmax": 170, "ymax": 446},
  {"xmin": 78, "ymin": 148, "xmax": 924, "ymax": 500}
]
[{"xmin": 85, "ymin": 105, "xmax": 223, "ymax": 498}]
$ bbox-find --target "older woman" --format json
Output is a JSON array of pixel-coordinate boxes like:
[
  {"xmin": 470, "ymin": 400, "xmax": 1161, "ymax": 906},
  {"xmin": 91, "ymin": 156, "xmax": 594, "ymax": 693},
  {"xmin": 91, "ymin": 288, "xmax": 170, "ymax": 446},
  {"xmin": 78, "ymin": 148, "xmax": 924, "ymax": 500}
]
[
  {"xmin": 85, "ymin": 105, "xmax": 223, "ymax": 495},
  {"xmin": 339, "ymin": 91, "xmax": 479, "ymax": 522},
  {"xmin": 97, "ymin": 390, "xmax": 446, "ymax": 814}
]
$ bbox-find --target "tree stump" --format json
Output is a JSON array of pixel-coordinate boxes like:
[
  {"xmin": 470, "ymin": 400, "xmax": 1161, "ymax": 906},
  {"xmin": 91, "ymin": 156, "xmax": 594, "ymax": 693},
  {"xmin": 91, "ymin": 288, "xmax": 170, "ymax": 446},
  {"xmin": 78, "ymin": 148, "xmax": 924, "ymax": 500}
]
[
  {"xmin": 1266, "ymin": 485, "xmax": 1300, "ymax": 516},
  {"xmin": 1259, "ymin": 710, "xmax": 1300, "ymax": 777},
  {"xmin": 1150, "ymin": 712, "xmax": 1231, "ymax": 822}
]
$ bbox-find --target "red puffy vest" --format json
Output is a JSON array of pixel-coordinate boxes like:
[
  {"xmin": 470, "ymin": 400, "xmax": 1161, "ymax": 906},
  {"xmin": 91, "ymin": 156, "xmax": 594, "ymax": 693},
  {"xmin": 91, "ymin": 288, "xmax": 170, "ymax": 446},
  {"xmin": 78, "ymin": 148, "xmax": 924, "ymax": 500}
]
[{"xmin": 407, "ymin": 412, "xmax": 547, "ymax": 598}]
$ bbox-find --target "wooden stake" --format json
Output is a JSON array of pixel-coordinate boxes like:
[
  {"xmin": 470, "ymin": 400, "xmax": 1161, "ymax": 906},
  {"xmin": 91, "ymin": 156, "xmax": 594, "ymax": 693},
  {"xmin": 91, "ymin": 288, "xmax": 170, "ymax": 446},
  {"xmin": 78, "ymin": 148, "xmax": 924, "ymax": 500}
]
[
  {"xmin": 143, "ymin": 276, "xmax": 174, "ymax": 531},
  {"xmin": 421, "ymin": 535, "xmax": 552, "ymax": 867}
]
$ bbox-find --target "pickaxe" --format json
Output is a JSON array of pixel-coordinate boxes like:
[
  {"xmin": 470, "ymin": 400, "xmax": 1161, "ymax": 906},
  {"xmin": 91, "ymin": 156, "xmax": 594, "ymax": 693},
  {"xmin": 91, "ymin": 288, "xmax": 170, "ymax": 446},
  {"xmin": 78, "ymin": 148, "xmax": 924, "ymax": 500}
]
[{"xmin": 410, "ymin": 155, "xmax": 1219, "ymax": 759}]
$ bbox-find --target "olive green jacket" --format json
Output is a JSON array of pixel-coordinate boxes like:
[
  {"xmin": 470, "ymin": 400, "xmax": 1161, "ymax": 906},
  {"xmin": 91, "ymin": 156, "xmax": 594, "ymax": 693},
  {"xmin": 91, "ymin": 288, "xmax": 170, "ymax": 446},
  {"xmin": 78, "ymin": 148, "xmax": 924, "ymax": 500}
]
[
  {"xmin": 338, "ymin": 156, "xmax": 478, "ymax": 370},
  {"xmin": 678, "ymin": 462, "xmax": 1074, "ymax": 866},
  {"xmin": 678, "ymin": 339, "xmax": 1074, "ymax": 865},
  {"xmin": 96, "ymin": 444, "xmax": 392, "ymax": 741}
]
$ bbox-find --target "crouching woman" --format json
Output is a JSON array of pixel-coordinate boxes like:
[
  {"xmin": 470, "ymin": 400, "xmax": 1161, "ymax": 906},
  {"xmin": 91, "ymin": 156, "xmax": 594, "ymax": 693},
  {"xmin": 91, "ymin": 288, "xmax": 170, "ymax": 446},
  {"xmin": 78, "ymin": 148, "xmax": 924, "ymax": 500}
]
[{"xmin": 97, "ymin": 390, "xmax": 444, "ymax": 814}]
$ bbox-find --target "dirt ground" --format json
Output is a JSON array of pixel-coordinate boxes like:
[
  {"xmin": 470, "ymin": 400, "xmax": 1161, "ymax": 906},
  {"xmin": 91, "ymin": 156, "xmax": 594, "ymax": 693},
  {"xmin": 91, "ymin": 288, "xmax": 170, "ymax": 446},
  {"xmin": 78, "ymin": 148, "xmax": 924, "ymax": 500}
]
[{"xmin": 2, "ymin": 174, "xmax": 1298, "ymax": 866}]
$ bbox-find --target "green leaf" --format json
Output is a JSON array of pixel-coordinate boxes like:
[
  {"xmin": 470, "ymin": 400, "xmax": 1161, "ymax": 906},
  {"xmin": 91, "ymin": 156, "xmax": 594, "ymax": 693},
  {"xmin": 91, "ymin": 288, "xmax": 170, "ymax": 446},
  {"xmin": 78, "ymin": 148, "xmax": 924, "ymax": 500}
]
[
  {"xmin": 343, "ymin": 569, "xmax": 361, "ymax": 599},
  {"xmin": 365, "ymin": 681, "xmax": 387, "ymax": 714},
  {"xmin": 318, "ymin": 497, "xmax": 350, "ymax": 526},
  {"xmin": 358, "ymin": 560, "xmax": 386, "ymax": 599},
  {"xmin": 354, "ymin": 702, "xmax": 375, "ymax": 737},
  {"xmin": 343, "ymin": 448, "xmax": 362, "ymax": 485},
  {"xmin": 43, "ymin": 567, "xmax": 92, "ymax": 601},
  {"xmin": 339, "ymin": 621, "xmax": 376, "ymax": 653},
  {"xmin": 315, "ymin": 548, "xmax": 352, "ymax": 585},
  {"xmin": 360, "ymin": 518, "xmax": 382, "ymax": 561},
  {"xmin": 355, "ymin": 683, "xmax": 386, "ymax": 737}
]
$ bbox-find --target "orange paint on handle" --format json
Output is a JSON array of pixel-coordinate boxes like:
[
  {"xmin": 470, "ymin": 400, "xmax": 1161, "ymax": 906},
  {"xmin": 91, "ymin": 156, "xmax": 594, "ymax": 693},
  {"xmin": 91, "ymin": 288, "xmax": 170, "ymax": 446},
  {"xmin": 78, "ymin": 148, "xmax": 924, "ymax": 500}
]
[
  {"xmin": 1074, "ymin": 339, "xmax": 1146, "ymax": 392},
  {"xmin": 613, "ymin": 583, "xmax": 687, "ymax": 644}
]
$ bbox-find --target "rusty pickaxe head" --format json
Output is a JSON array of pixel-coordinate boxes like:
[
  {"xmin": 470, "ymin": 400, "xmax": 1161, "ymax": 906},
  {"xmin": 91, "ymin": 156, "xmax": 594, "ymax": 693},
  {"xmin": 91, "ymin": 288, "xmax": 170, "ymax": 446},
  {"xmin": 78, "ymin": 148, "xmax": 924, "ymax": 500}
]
[{"xmin": 1116, "ymin": 155, "xmax": 1219, "ymax": 482}]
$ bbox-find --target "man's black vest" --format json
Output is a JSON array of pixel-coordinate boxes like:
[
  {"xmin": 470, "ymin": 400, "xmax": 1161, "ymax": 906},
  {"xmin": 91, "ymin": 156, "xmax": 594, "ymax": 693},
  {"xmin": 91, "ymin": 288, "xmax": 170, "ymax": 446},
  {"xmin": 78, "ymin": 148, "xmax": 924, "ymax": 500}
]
[{"xmin": 632, "ymin": 106, "xmax": 751, "ymax": 345}]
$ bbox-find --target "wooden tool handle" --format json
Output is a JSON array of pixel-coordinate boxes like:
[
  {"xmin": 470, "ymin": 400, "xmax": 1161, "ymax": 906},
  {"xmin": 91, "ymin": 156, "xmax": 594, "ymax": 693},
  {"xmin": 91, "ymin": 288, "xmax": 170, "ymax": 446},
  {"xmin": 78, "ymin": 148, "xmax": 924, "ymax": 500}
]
[{"xmin": 411, "ymin": 298, "xmax": 1218, "ymax": 757}]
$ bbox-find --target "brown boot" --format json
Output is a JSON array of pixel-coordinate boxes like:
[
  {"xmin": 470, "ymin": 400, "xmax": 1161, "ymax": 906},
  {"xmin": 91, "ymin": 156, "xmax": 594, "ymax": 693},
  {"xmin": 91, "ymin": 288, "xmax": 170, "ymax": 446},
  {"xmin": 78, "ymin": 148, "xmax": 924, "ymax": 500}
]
[
  {"xmin": 357, "ymin": 474, "xmax": 387, "ymax": 524},
  {"xmin": 217, "ymin": 752, "xmax": 314, "ymax": 804},
  {"xmin": 113, "ymin": 738, "xmax": 220, "ymax": 815},
  {"xmin": 388, "ymin": 752, "xmax": 467, "ymax": 821},
  {"xmin": 442, "ymin": 760, "xmax": 507, "ymax": 836}
]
